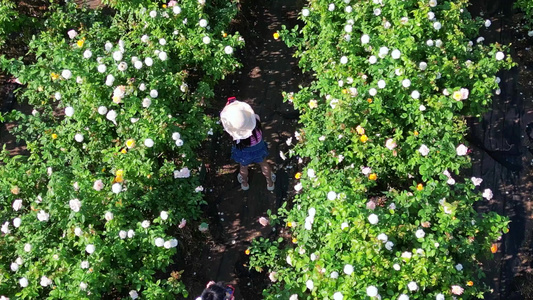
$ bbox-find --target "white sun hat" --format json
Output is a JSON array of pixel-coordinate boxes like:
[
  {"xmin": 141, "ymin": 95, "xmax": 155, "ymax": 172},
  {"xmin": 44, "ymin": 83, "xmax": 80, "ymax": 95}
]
[{"xmin": 220, "ymin": 100, "xmax": 257, "ymax": 140}]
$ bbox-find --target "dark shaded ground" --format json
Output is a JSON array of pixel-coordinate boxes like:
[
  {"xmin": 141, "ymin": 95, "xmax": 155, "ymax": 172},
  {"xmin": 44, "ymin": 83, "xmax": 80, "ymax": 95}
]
[
  {"xmin": 177, "ymin": 0, "xmax": 303, "ymax": 299},
  {"xmin": 468, "ymin": 1, "xmax": 533, "ymax": 299}
]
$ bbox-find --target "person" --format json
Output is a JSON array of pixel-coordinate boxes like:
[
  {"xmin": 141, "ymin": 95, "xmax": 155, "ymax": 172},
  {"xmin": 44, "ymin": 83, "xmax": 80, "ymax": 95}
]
[
  {"xmin": 195, "ymin": 281, "xmax": 235, "ymax": 300},
  {"xmin": 220, "ymin": 97, "xmax": 275, "ymax": 191}
]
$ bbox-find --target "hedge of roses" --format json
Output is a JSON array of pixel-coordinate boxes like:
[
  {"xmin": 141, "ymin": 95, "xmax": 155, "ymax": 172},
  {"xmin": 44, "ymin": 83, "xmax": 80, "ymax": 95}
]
[
  {"xmin": 0, "ymin": 0, "xmax": 242, "ymax": 299},
  {"xmin": 250, "ymin": 0, "xmax": 512, "ymax": 299}
]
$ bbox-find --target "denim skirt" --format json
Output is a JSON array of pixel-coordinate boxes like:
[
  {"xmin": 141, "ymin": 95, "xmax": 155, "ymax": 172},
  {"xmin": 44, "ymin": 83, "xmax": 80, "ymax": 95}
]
[{"xmin": 231, "ymin": 140, "xmax": 269, "ymax": 166}]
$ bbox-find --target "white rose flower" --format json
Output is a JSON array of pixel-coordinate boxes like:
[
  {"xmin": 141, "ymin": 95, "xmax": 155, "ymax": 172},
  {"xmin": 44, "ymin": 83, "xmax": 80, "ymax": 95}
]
[
  {"xmin": 13, "ymin": 199, "xmax": 23, "ymax": 211},
  {"xmin": 398, "ymin": 294, "xmax": 409, "ymax": 300},
  {"xmin": 385, "ymin": 241, "xmax": 394, "ymax": 250},
  {"xmin": 97, "ymin": 106, "xmax": 108, "ymax": 115},
  {"xmin": 456, "ymin": 144, "xmax": 468, "ymax": 156},
  {"xmin": 62, "ymin": 69, "xmax": 72, "ymax": 79},
  {"xmin": 340, "ymin": 56, "xmax": 348, "ymax": 64},
  {"xmin": 377, "ymin": 79, "xmax": 386, "ymax": 89},
  {"xmin": 11, "ymin": 262, "xmax": 19, "ymax": 271},
  {"xmin": 419, "ymin": 105, "xmax": 426, "ymax": 111},
  {"xmin": 54, "ymin": 91, "xmax": 62, "ymax": 100},
  {"xmin": 495, "ymin": 51, "xmax": 505, "ymax": 60},
  {"xmin": 419, "ymin": 61, "xmax": 428, "ymax": 70},
  {"xmin": 160, "ymin": 211, "xmax": 169, "ymax": 220},
  {"xmin": 74, "ymin": 133, "xmax": 84, "ymax": 143},
  {"xmin": 374, "ymin": 8, "xmax": 381, "ymax": 15},
  {"xmin": 105, "ymin": 74, "xmax": 115, "ymax": 86},
  {"xmin": 369, "ymin": 56, "xmax": 377, "ymax": 64},
  {"xmin": 150, "ymin": 89, "xmax": 158, "ymax": 98},
  {"xmin": 119, "ymin": 230, "xmax": 127, "ymax": 239},
  {"xmin": 112, "ymin": 183, "xmax": 122, "ymax": 194},
  {"xmin": 485, "ymin": 19, "xmax": 491, "ymax": 27},
  {"xmin": 436, "ymin": 293, "xmax": 445, "ymax": 300},
  {"xmin": 81, "ymin": 261, "xmax": 89, "ymax": 269},
  {"xmin": 134, "ymin": 61, "xmax": 143, "ymax": 69},
  {"xmin": 483, "ymin": 188, "xmax": 493, "ymax": 200},
  {"xmin": 202, "ymin": 36, "xmax": 211, "ymax": 44},
  {"xmin": 69, "ymin": 199, "xmax": 82, "ymax": 212},
  {"xmin": 105, "ymin": 42, "xmax": 113, "ymax": 52},
  {"xmin": 428, "ymin": 11, "xmax": 435, "ymax": 20},
  {"xmin": 426, "ymin": 39, "xmax": 434, "ymax": 46},
  {"xmin": 75, "ymin": 227, "xmax": 83, "ymax": 236},
  {"xmin": 139, "ymin": 83, "xmax": 147, "ymax": 91},
  {"xmin": 141, "ymin": 220, "xmax": 150, "ymax": 228},
  {"xmin": 149, "ymin": 10, "xmax": 157, "ymax": 18},
  {"xmin": 180, "ymin": 83, "xmax": 189, "ymax": 93},
  {"xmin": 19, "ymin": 277, "xmax": 29, "ymax": 288},
  {"xmin": 411, "ymin": 90, "xmax": 420, "ymax": 99},
  {"xmin": 224, "ymin": 46, "xmax": 233, "ymax": 55},
  {"xmin": 129, "ymin": 290, "xmax": 139, "ymax": 299},
  {"xmin": 306, "ymin": 279, "xmax": 314, "ymax": 290},
  {"xmin": 368, "ymin": 214, "xmax": 378, "ymax": 224},
  {"xmin": 367, "ymin": 286, "xmax": 378, "ymax": 297},
  {"xmin": 391, "ymin": 49, "xmax": 401, "ymax": 59},
  {"xmin": 433, "ymin": 21, "xmax": 442, "ymax": 30},
  {"xmin": 97, "ymin": 64, "xmax": 107, "ymax": 73},
  {"xmin": 429, "ymin": 0, "xmax": 437, "ymax": 7},
  {"xmin": 377, "ymin": 233, "xmax": 388, "ymax": 242},
  {"xmin": 419, "ymin": 145, "xmax": 430, "ymax": 156},
  {"xmin": 93, "ymin": 180, "xmax": 104, "ymax": 192},
  {"xmin": 37, "ymin": 210, "xmax": 49, "ymax": 222},
  {"xmin": 175, "ymin": 139, "xmax": 184, "ymax": 147},
  {"xmin": 172, "ymin": 132, "xmax": 181, "ymax": 140},
  {"xmin": 328, "ymin": 3, "xmax": 335, "ymax": 11},
  {"xmin": 117, "ymin": 62, "xmax": 128, "ymax": 71},
  {"xmin": 330, "ymin": 271, "xmax": 339, "ymax": 279},
  {"xmin": 402, "ymin": 79, "xmax": 411, "ymax": 88},
  {"xmin": 1, "ymin": 222, "xmax": 10, "ymax": 234},
  {"xmin": 40, "ymin": 276, "xmax": 52, "ymax": 287},
  {"xmin": 145, "ymin": 57, "xmax": 153, "ymax": 66},
  {"xmin": 333, "ymin": 292, "xmax": 343, "ymax": 300},
  {"xmin": 327, "ymin": 191, "xmax": 337, "ymax": 200},
  {"xmin": 164, "ymin": 241, "xmax": 172, "ymax": 249},
  {"xmin": 113, "ymin": 51, "xmax": 123, "ymax": 61},
  {"xmin": 344, "ymin": 24, "xmax": 352, "ymax": 33},
  {"xmin": 127, "ymin": 229, "xmax": 135, "ymax": 238},
  {"xmin": 361, "ymin": 34, "xmax": 370, "ymax": 44},
  {"xmin": 455, "ymin": 263, "xmax": 463, "ymax": 271},
  {"xmin": 435, "ymin": 39, "xmax": 443, "ymax": 47},
  {"xmin": 67, "ymin": 29, "xmax": 78, "ymax": 39},
  {"xmin": 144, "ymin": 138, "xmax": 154, "ymax": 148},
  {"xmin": 393, "ymin": 263, "xmax": 401, "ymax": 270},
  {"xmin": 415, "ymin": 229, "xmax": 425, "ymax": 239},
  {"xmin": 343, "ymin": 264, "xmax": 353, "ymax": 275},
  {"xmin": 13, "ymin": 217, "xmax": 21, "ymax": 228},
  {"xmin": 471, "ymin": 177, "xmax": 483, "ymax": 186},
  {"xmin": 86, "ymin": 244, "xmax": 95, "ymax": 254},
  {"xmin": 408, "ymin": 281, "xmax": 418, "ymax": 291},
  {"xmin": 199, "ymin": 19, "xmax": 208, "ymax": 28},
  {"xmin": 173, "ymin": 6, "xmax": 181, "ymax": 14},
  {"xmin": 142, "ymin": 98, "xmax": 151, "ymax": 108},
  {"xmin": 302, "ymin": 8, "xmax": 310, "ymax": 16},
  {"xmin": 80, "ymin": 282, "xmax": 87, "ymax": 290},
  {"xmin": 157, "ymin": 51, "xmax": 167, "ymax": 61}
]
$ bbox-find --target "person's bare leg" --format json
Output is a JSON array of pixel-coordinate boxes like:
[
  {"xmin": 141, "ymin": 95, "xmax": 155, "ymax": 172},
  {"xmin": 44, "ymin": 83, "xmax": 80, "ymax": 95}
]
[
  {"xmin": 259, "ymin": 161, "xmax": 273, "ymax": 187},
  {"xmin": 239, "ymin": 164, "xmax": 249, "ymax": 188}
]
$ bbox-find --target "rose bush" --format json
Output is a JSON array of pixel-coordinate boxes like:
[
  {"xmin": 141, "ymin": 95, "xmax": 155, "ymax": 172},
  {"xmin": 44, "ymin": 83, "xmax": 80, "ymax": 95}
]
[
  {"xmin": 250, "ymin": 0, "xmax": 512, "ymax": 299},
  {"xmin": 516, "ymin": 0, "xmax": 533, "ymax": 32},
  {"xmin": 0, "ymin": 0, "xmax": 242, "ymax": 298}
]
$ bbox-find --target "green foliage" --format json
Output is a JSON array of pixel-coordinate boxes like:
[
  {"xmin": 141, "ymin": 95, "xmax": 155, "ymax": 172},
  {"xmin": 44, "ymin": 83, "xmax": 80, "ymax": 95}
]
[
  {"xmin": 515, "ymin": 0, "xmax": 533, "ymax": 30},
  {"xmin": 251, "ymin": 0, "xmax": 512, "ymax": 299},
  {"xmin": 0, "ymin": 0, "xmax": 242, "ymax": 298}
]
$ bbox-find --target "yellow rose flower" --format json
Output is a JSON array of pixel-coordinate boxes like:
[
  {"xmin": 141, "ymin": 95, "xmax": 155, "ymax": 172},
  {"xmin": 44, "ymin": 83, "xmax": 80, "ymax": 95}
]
[
  {"xmin": 294, "ymin": 172, "xmax": 302, "ymax": 179},
  {"xmin": 51, "ymin": 133, "xmax": 58, "ymax": 139},
  {"xmin": 126, "ymin": 139, "xmax": 135, "ymax": 148},
  {"xmin": 360, "ymin": 134, "xmax": 368, "ymax": 143},
  {"xmin": 77, "ymin": 38, "xmax": 85, "ymax": 48},
  {"xmin": 245, "ymin": 249, "xmax": 250, "ymax": 255},
  {"xmin": 273, "ymin": 32, "xmax": 280, "ymax": 40},
  {"xmin": 116, "ymin": 169, "xmax": 124, "ymax": 177},
  {"xmin": 120, "ymin": 148, "xmax": 127, "ymax": 154},
  {"xmin": 51, "ymin": 73, "xmax": 60, "ymax": 80},
  {"xmin": 417, "ymin": 183, "xmax": 424, "ymax": 191},
  {"xmin": 452, "ymin": 91, "xmax": 462, "ymax": 101},
  {"xmin": 292, "ymin": 237, "xmax": 297, "ymax": 244},
  {"xmin": 368, "ymin": 173, "xmax": 377, "ymax": 181}
]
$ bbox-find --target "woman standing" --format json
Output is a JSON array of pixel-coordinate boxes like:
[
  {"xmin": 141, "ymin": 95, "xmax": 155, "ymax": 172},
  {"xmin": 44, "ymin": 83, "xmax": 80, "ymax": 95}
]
[{"xmin": 220, "ymin": 98, "xmax": 275, "ymax": 191}]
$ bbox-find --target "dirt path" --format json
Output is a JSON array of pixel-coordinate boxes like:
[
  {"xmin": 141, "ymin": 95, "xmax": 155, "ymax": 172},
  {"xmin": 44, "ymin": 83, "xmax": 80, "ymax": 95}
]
[
  {"xmin": 182, "ymin": 0, "xmax": 303, "ymax": 298},
  {"xmin": 468, "ymin": 1, "xmax": 533, "ymax": 299}
]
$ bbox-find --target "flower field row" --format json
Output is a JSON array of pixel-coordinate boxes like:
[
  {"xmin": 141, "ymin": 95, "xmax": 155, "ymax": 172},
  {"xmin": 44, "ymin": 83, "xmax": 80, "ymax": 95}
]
[
  {"xmin": 0, "ymin": 0, "xmax": 241, "ymax": 298},
  {"xmin": 250, "ymin": 0, "xmax": 512, "ymax": 299}
]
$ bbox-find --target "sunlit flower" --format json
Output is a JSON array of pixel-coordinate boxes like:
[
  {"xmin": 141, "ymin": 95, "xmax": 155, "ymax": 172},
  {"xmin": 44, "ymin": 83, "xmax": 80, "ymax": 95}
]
[
  {"xmin": 333, "ymin": 292, "xmax": 343, "ymax": 300},
  {"xmin": 451, "ymin": 285, "xmax": 464, "ymax": 295},
  {"xmin": 419, "ymin": 145, "xmax": 429, "ymax": 156},
  {"xmin": 19, "ymin": 277, "xmax": 29, "ymax": 288},
  {"xmin": 327, "ymin": 191, "xmax": 337, "ymax": 200},
  {"xmin": 429, "ymin": 0, "xmax": 437, "ymax": 7},
  {"xmin": 433, "ymin": 21, "xmax": 442, "ymax": 30},
  {"xmin": 377, "ymin": 233, "xmax": 388, "ymax": 242},
  {"xmin": 149, "ymin": 10, "xmax": 157, "ymax": 18},
  {"xmin": 112, "ymin": 183, "xmax": 122, "ymax": 194},
  {"xmin": 97, "ymin": 64, "xmax": 107, "ymax": 73},
  {"xmin": 408, "ymin": 281, "xmax": 418, "ymax": 291},
  {"xmin": 302, "ymin": 8, "xmax": 310, "ymax": 16},
  {"xmin": 80, "ymin": 282, "xmax": 87, "ymax": 290},
  {"xmin": 340, "ymin": 56, "xmax": 348, "ymax": 64},
  {"xmin": 398, "ymin": 294, "xmax": 409, "ymax": 300},
  {"xmin": 98, "ymin": 106, "xmax": 108, "ymax": 115},
  {"xmin": 104, "ymin": 211, "xmax": 113, "ymax": 221},
  {"xmin": 75, "ymin": 227, "xmax": 83, "ymax": 236},
  {"xmin": 391, "ymin": 49, "xmax": 401, "ymax": 59},
  {"xmin": 385, "ymin": 138, "xmax": 397, "ymax": 150},
  {"xmin": 13, "ymin": 217, "xmax": 21, "ymax": 228},
  {"xmin": 224, "ymin": 46, "xmax": 233, "ymax": 54},
  {"xmin": 360, "ymin": 134, "xmax": 368, "ymax": 143},
  {"xmin": 415, "ymin": 229, "xmax": 425, "ymax": 239},
  {"xmin": 308, "ymin": 99, "xmax": 318, "ymax": 108},
  {"xmin": 173, "ymin": 5, "xmax": 181, "ymax": 14},
  {"xmin": 12, "ymin": 199, "xmax": 22, "ymax": 211},
  {"xmin": 368, "ymin": 173, "xmax": 377, "ymax": 180},
  {"xmin": 128, "ymin": 229, "xmax": 135, "ymax": 238},
  {"xmin": 369, "ymin": 56, "xmax": 377, "ymax": 64}
]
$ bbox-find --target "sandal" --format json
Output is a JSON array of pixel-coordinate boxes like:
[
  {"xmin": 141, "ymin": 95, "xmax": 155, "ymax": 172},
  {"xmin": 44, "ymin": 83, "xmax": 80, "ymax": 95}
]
[
  {"xmin": 237, "ymin": 174, "xmax": 249, "ymax": 191},
  {"xmin": 267, "ymin": 173, "xmax": 276, "ymax": 191}
]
